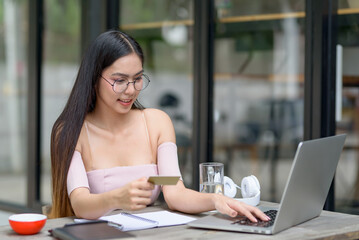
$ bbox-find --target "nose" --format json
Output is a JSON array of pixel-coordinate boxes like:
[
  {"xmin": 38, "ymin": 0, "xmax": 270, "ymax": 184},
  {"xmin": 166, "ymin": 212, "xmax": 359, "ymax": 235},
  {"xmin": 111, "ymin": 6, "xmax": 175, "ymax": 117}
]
[{"xmin": 124, "ymin": 81, "xmax": 136, "ymax": 94}]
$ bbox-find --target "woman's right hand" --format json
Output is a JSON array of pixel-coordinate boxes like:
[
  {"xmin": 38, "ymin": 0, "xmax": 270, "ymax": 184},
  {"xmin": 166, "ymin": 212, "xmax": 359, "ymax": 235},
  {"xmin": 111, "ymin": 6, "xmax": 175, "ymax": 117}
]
[{"xmin": 112, "ymin": 177, "xmax": 155, "ymax": 211}]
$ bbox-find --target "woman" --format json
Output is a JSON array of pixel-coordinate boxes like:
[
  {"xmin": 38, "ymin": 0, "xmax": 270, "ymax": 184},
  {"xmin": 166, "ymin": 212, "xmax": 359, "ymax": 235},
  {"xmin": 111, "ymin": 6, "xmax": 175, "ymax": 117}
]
[{"xmin": 50, "ymin": 30, "xmax": 269, "ymax": 223}]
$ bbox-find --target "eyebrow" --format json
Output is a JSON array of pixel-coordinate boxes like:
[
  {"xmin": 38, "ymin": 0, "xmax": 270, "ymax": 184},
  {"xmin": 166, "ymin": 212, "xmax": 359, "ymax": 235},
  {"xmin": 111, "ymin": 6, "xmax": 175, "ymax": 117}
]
[{"xmin": 110, "ymin": 70, "xmax": 144, "ymax": 78}]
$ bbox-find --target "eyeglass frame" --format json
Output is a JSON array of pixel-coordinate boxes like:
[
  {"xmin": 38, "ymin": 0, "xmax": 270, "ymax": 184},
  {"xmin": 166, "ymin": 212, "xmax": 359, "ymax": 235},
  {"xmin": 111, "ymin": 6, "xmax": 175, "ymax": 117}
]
[{"xmin": 100, "ymin": 73, "xmax": 151, "ymax": 93}]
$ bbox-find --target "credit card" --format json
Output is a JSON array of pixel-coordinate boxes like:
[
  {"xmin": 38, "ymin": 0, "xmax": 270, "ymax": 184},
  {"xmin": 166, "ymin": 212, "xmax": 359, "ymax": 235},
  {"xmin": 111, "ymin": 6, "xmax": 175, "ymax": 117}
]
[{"xmin": 148, "ymin": 176, "xmax": 180, "ymax": 185}]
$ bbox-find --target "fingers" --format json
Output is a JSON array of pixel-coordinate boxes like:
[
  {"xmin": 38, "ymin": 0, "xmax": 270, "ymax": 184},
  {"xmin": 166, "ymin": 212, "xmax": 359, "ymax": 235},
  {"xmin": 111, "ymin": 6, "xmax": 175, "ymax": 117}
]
[
  {"xmin": 130, "ymin": 188, "xmax": 153, "ymax": 199},
  {"xmin": 121, "ymin": 188, "xmax": 153, "ymax": 211},
  {"xmin": 116, "ymin": 178, "xmax": 156, "ymax": 211},
  {"xmin": 213, "ymin": 195, "xmax": 241, "ymax": 218},
  {"xmin": 129, "ymin": 196, "xmax": 152, "ymax": 209},
  {"xmin": 230, "ymin": 203, "xmax": 258, "ymax": 222},
  {"xmin": 214, "ymin": 195, "xmax": 270, "ymax": 222},
  {"xmin": 132, "ymin": 177, "xmax": 155, "ymax": 191},
  {"xmin": 122, "ymin": 194, "xmax": 152, "ymax": 211},
  {"xmin": 228, "ymin": 201, "xmax": 270, "ymax": 222},
  {"xmin": 249, "ymin": 206, "xmax": 271, "ymax": 221},
  {"xmin": 127, "ymin": 180, "xmax": 154, "ymax": 204},
  {"xmin": 220, "ymin": 204, "xmax": 238, "ymax": 218}
]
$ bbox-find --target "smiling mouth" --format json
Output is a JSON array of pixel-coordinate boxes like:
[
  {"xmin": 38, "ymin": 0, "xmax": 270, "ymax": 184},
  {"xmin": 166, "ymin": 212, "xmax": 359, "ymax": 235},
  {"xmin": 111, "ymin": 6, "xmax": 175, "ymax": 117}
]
[{"xmin": 117, "ymin": 98, "xmax": 132, "ymax": 103}]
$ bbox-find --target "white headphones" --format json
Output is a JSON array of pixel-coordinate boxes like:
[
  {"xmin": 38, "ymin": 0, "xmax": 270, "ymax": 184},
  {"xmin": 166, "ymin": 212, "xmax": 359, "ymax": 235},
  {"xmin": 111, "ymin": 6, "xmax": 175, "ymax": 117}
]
[{"xmin": 223, "ymin": 175, "xmax": 261, "ymax": 206}]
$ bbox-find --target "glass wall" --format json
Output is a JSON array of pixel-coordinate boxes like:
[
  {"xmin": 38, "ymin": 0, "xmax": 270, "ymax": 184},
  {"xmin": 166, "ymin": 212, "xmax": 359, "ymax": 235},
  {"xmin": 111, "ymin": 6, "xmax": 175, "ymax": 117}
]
[
  {"xmin": 120, "ymin": 0, "xmax": 194, "ymax": 186},
  {"xmin": 2, "ymin": 0, "xmax": 358, "ymax": 216},
  {"xmin": 41, "ymin": 0, "xmax": 81, "ymax": 204},
  {"xmin": 213, "ymin": 0, "xmax": 305, "ymax": 202},
  {"xmin": 0, "ymin": 0, "xmax": 28, "ymax": 205},
  {"xmin": 335, "ymin": 0, "xmax": 359, "ymax": 214}
]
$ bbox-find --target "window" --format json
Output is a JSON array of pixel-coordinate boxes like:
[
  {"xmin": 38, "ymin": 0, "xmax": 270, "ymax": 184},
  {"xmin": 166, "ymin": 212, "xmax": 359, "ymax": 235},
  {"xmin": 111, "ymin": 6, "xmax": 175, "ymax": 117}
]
[
  {"xmin": 213, "ymin": 0, "xmax": 305, "ymax": 202},
  {"xmin": 335, "ymin": 0, "xmax": 359, "ymax": 214},
  {"xmin": 0, "ymin": 0, "xmax": 29, "ymax": 205},
  {"xmin": 41, "ymin": 0, "xmax": 81, "ymax": 204},
  {"xmin": 120, "ymin": 0, "xmax": 194, "ymax": 186}
]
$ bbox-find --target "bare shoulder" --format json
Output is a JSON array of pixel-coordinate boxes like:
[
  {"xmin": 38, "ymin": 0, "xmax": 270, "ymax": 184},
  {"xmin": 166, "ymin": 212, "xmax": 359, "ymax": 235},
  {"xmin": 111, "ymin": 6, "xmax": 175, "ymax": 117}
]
[
  {"xmin": 143, "ymin": 108, "xmax": 172, "ymax": 123},
  {"xmin": 143, "ymin": 108, "xmax": 175, "ymax": 144}
]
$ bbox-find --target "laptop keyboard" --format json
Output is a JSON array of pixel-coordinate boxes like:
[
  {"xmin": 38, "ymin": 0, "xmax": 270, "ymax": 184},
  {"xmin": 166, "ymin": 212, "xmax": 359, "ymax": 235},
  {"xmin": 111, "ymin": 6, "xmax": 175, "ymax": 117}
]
[{"xmin": 231, "ymin": 210, "xmax": 277, "ymax": 228}]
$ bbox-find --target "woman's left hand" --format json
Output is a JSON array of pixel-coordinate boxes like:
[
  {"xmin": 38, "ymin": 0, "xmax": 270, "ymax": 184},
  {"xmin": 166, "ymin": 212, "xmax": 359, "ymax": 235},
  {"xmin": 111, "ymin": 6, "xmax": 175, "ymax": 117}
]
[{"xmin": 212, "ymin": 194, "xmax": 270, "ymax": 222}]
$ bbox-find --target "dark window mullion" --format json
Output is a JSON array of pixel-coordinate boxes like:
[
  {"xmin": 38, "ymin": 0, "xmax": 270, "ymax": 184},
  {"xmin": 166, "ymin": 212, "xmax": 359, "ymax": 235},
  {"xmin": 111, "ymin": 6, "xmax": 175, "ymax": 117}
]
[
  {"xmin": 106, "ymin": 0, "xmax": 119, "ymax": 30},
  {"xmin": 304, "ymin": 0, "xmax": 338, "ymax": 211},
  {"xmin": 192, "ymin": 0, "xmax": 215, "ymax": 190},
  {"xmin": 27, "ymin": 0, "xmax": 43, "ymax": 211},
  {"xmin": 80, "ymin": 0, "xmax": 107, "ymax": 56}
]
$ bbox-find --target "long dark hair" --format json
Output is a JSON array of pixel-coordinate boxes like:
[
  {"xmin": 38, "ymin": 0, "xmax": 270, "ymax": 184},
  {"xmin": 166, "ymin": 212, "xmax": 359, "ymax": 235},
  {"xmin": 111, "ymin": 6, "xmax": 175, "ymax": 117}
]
[{"xmin": 50, "ymin": 30, "xmax": 145, "ymax": 218}]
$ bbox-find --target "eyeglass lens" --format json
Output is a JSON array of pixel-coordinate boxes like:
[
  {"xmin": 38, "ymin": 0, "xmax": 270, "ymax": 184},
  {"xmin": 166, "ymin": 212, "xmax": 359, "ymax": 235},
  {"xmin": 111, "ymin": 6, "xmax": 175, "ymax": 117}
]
[{"xmin": 113, "ymin": 75, "xmax": 149, "ymax": 93}]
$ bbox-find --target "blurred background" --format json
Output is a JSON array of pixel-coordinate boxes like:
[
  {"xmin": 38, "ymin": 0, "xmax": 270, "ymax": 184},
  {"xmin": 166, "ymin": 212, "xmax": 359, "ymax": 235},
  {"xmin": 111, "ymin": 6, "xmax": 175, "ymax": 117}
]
[{"xmin": 0, "ymin": 0, "xmax": 359, "ymax": 216}]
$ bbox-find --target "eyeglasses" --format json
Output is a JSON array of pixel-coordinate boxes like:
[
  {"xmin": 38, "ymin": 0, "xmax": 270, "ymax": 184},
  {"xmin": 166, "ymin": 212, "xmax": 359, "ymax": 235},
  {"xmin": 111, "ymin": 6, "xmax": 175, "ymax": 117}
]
[{"xmin": 101, "ymin": 73, "xmax": 150, "ymax": 93}]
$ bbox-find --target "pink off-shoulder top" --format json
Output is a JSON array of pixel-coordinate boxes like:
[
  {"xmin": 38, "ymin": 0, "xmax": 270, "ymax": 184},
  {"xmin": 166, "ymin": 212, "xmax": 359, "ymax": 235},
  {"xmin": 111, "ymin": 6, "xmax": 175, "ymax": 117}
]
[{"xmin": 66, "ymin": 111, "xmax": 182, "ymax": 205}]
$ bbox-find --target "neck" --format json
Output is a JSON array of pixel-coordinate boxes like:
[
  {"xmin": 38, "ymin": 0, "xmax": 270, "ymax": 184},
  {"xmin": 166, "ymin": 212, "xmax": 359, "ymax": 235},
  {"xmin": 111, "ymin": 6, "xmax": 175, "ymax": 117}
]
[{"xmin": 87, "ymin": 104, "xmax": 136, "ymax": 132}]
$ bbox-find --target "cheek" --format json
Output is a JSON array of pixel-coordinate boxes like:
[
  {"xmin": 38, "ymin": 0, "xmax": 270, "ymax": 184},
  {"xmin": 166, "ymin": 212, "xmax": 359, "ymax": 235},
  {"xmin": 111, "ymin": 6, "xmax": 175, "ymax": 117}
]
[
  {"xmin": 97, "ymin": 81, "xmax": 114, "ymax": 100},
  {"xmin": 134, "ymin": 90, "xmax": 141, "ymax": 100}
]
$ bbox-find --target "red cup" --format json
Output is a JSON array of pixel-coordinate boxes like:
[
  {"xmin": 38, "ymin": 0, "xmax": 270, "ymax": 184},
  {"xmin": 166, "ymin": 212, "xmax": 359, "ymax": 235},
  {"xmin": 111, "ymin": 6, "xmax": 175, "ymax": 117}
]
[{"xmin": 8, "ymin": 213, "xmax": 47, "ymax": 235}]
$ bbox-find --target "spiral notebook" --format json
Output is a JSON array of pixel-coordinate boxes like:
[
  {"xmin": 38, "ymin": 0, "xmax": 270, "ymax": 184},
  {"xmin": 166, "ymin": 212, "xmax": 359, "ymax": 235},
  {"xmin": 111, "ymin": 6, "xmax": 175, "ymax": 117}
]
[{"xmin": 75, "ymin": 210, "xmax": 196, "ymax": 232}]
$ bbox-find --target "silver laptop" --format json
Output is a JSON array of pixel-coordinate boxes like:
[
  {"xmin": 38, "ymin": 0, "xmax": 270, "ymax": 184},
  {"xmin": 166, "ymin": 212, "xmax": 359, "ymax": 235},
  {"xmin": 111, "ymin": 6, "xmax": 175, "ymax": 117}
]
[{"xmin": 188, "ymin": 134, "xmax": 346, "ymax": 234}]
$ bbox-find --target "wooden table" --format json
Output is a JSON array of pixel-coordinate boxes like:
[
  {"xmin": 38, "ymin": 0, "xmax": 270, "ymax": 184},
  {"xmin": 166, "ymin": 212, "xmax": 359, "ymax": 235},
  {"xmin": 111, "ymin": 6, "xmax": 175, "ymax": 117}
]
[{"xmin": 1, "ymin": 203, "xmax": 359, "ymax": 240}]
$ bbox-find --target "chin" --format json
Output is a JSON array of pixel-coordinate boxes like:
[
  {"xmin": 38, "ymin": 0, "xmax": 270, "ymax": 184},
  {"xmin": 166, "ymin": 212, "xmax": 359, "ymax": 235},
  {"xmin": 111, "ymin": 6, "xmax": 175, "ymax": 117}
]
[{"xmin": 115, "ymin": 105, "xmax": 133, "ymax": 115}]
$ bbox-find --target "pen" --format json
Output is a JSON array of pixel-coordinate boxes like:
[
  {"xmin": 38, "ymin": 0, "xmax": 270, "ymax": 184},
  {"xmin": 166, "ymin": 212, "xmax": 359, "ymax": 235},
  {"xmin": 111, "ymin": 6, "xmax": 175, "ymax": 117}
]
[
  {"xmin": 107, "ymin": 221, "xmax": 124, "ymax": 230},
  {"xmin": 64, "ymin": 220, "xmax": 108, "ymax": 226}
]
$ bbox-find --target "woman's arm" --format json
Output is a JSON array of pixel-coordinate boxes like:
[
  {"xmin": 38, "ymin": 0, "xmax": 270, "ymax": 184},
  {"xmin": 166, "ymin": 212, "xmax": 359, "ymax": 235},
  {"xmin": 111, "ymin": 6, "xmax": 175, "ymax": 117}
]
[
  {"xmin": 162, "ymin": 182, "xmax": 269, "ymax": 222},
  {"xmin": 148, "ymin": 108, "xmax": 269, "ymax": 222},
  {"xmin": 69, "ymin": 177, "xmax": 154, "ymax": 219}
]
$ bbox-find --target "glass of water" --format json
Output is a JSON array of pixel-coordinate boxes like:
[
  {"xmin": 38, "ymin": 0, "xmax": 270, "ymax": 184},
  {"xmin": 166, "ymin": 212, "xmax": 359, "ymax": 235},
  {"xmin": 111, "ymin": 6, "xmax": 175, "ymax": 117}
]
[{"xmin": 199, "ymin": 162, "xmax": 224, "ymax": 194}]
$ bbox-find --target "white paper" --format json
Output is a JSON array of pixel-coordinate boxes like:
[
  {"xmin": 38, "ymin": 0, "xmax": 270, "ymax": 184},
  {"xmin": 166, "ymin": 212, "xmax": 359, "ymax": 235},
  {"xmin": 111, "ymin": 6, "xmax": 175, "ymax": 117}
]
[
  {"xmin": 75, "ymin": 210, "xmax": 196, "ymax": 232},
  {"xmin": 100, "ymin": 212, "xmax": 158, "ymax": 231},
  {"xmin": 133, "ymin": 210, "xmax": 196, "ymax": 227}
]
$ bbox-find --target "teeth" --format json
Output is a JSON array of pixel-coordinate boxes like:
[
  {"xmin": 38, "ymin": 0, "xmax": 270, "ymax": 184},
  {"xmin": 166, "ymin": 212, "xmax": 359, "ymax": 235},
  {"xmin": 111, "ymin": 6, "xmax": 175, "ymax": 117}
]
[{"xmin": 118, "ymin": 99, "xmax": 131, "ymax": 103}]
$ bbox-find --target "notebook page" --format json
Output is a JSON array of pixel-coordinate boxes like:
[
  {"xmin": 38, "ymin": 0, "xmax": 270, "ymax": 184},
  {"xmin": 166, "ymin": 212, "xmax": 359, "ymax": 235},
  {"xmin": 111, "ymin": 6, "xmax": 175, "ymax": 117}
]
[
  {"xmin": 100, "ymin": 213, "xmax": 158, "ymax": 231},
  {"xmin": 133, "ymin": 210, "xmax": 196, "ymax": 227}
]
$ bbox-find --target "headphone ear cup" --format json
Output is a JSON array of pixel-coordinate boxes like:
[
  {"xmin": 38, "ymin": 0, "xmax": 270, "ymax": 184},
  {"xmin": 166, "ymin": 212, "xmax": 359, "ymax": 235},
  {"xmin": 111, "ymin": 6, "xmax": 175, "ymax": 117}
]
[
  {"xmin": 250, "ymin": 175, "xmax": 260, "ymax": 190},
  {"xmin": 241, "ymin": 175, "xmax": 260, "ymax": 198},
  {"xmin": 223, "ymin": 176, "xmax": 237, "ymax": 198}
]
